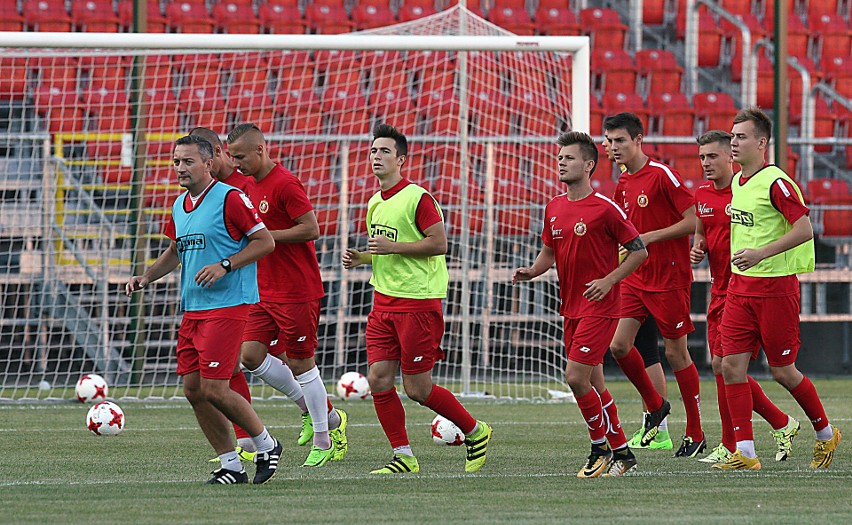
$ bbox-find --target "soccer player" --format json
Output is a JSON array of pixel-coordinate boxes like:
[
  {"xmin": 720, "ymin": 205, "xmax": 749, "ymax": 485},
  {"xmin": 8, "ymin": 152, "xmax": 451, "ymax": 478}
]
[
  {"xmin": 714, "ymin": 108, "xmax": 841, "ymax": 470},
  {"xmin": 690, "ymin": 130, "xmax": 800, "ymax": 464},
  {"xmin": 342, "ymin": 123, "xmax": 492, "ymax": 474},
  {"xmin": 125, "ymin": 135, "xmax": 281, "ymax": 484},
  {"xmin": 604, "ymin": 134, "xmax": 672, "ymax": 451},
  {"xmin": 226, "ymin": 123, "xmax": 348, "ymax": 467},
  {"xmin": 605, "ymin": 112, "xmax": 706, "ymax": 457},
  {"xmin": 513, "ymin": 132, "xmax": 648, "ymax": 477}
]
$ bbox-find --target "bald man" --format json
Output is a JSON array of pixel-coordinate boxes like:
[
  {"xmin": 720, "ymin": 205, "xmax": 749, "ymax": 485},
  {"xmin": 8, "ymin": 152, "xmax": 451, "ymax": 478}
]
[{"xmin": 226, "ymin": 123, "xmax": 348, "ymax": 468}]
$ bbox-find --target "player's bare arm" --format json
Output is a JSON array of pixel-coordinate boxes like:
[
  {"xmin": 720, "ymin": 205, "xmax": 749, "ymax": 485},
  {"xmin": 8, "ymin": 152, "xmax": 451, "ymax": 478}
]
[
  {"xmin": 194, "ymin": 227, "xmax": 274, "ymax": 288},
  {"xmin": 732, "ymin": 214, "xmax": 813, "ymax": 272},
  {"xmin": 368, "ymin": 220, "xmax": 448, "ymax": 257},
  {"xmin": 641, "ymin": 205, "xmax": 697, "ymax": 245},
  {"xmin": 269, "ymin": 210, "xmax": 320, "ymax": 243},
  {"xmin": 342, "ymin": 247, "xmax": 372, "ymax": 269},
  {"xmin": 125, "ymin": 241, "xmax": 180, "ymax": 296},
  {"xmin": 690, "ymin": 219, "xmax": 707, "ymax": 265},
  {"xmin": 584, "ymin": 236, "xmax": 648, "ymax": 302},
  {"xmin": 512, "ymin": 245, "xmax": 555, "ymax": 283}
]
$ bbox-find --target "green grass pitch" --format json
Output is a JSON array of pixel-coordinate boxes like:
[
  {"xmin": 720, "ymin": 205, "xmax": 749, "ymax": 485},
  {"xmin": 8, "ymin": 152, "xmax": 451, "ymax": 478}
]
[{"xmin": 1, "ymin": 379, "xmax": 850, "ymax": 524}]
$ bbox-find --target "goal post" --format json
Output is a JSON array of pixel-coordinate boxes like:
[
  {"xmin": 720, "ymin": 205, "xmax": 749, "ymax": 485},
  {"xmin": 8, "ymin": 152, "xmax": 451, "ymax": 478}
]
[{"xmin": 0, "ymin": 6, "xmax": 591, "ymax": 402}]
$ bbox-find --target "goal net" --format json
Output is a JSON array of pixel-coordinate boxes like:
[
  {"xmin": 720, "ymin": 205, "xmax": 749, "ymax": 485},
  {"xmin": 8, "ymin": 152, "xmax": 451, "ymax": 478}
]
[{"xmin": 0, "ymin": 6, "xmax": 590, "ymax": 402}]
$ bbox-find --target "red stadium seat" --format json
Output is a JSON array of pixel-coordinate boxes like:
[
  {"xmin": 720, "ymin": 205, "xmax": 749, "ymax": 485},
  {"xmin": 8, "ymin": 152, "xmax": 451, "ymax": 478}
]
[
  {"xmin": 717, "ymin": 0, "xmax": 754, "ymax": 17},
  {"xmin": 648, "ymin": 91, "xmax": 694, "ymax": 137},
  {"xmin": 232, "ymin": 89, "xmax": 276, "ymax": 133},
  {"xmin": 510, "ymin": 91, "xmax": 559, "ymax": 136},
  {"xmin": 0, "ymin": 3, "xmax": 23, "ymax": 32},
  {"xmin": 591, "ymin": 49, "xmax": 637, "ymax": 96},
  {"xmin": 352, "ymin": 4, "xmax": 396, "ymax": 30},
  {"xmin": 470, "ymin": 89, "xmax": 510, "ymax": 136},
  {"xmin": 213, "ymin": 2, "xmax": 262, "ymax": 34},
  {"xmin": 142, "ymin": 55, "xmax": 174, "ymax": 92},
  {"xmin": 101, "ymin": 166, "xmax": 132, "ymax": 185},
  {"xmin": 223, "ymin": 51, "xmax": 269, "ymax": 93},
  {"xmin": 808, "ymin": 177, "xmax": 851, "ymax": 204},
  {"xmin": 371, "ymin": 89, "xmax": 418, "ymax": 135},
  {"xmin": 579, "ymin": 8, "xmax": 627, "ymax": 50},
  {"xmin": 590, "ymin": 96, "xmax": 605, "ymax": 136},
  {"xmin": 602, "ymin": 91, "xmax": 649, "ymax": 129},
  {"xmin": 823, "ymin": 54, "xmax": 852, "ymax": 99},
  {"xmin": 118, "ymin": 0, "xmax": 168, "ymax": 32},
  {"xmin": 260, "ymin": 1, "xmax": 306, "ymax": 34},
  {"xmin": 635, "ymin": 49, "xmax": 683, "ymax": 97},
  {"xmin": 83, "ymin": 88, "xmax": 129, "ymax": 158},
  {"xmin": 305, "ymin": 4, "xmax": 353, "ymax": 34},
  {"xmin": 489, "ymin": 7, "xmax": 535, "ymax": 35},
  {"xmin": 277, "ymin": 88, "xmax": 324, "ymax": 134},
  {"xmin": 79, "ymin": 55, "xmax": 127, "ymax": 91},
  {"xmin": 34, "ymin": 89, "xmax": 84, "ymax": 134},
  {"xmin": 722, "ymin": 14, "xmax": 768, "ymax": 79},
  {"xmin": 302, "ymin": 178, "xmax": 340, "ymax": 236},
  {"xmin": 166, "ymin": 1, "xmax": 215, "ymax": 34},
  {"xmin": 535, "ymin": 7, "xmax": 580, "ymax": 36},
  {"xmin": 183, "ymin": 86, "xmax": 229, "ymax": 130},
  {"xmin": 176, "ymin": 54, "xmax": 222, "ymax": 93},
  {"xmin": 594, "ymin": 143, "xmax": 616, "ymax": 186},
  {"xmin": 805, "ymin": 0, "xmax": 843, "ymax": 22},
  {"xmin": 810, "ymin": 13, "xmax": 852, "ymax": 61},
  {"xmin": 314, "ymin": 49, "xmax": 360, "ymax": 73},
  {"xmin": 819, "ymin": 196, "xmax": 852, "ymax": 238},
  {"xmin": 417, "ymin": 89, "xmax": 461, "ymax": 136},
  {"xmin": 693, "ymin": 91, "xmax": 737, "ymax": 133},
  {"xmin": 145, "ymin": 165, "xmax": 183, "ymax": 210},
  {"xmin": 142, "ymin": 88, "xmax": 182, "ymax": 134},
  {"xmin": 269, "ymin": 51, "xmax": 315, "ymax": 92},
  {"xmin": 432, "ymin": 178, "xmax": 484, "ymax": 236},
  {"xmin": 789, "ymin": 57, "xmax": 823, "ymax": 123},
  {"xmin": 785, "ymin": 13, "xmax": 811, "ymax": 59},
  {"xmin": 32, "ymin": 57, "xmax": 79, "ymax": 92},
  {"xmin": 642, "ymin": 0, "xmax": 666, "ymax": 25},
  {"xmin": 0, "ymin": 58, "xmax": 29, "ymax": 102},
  {"xmin": 24, "ymin": 0, "xmax": 72, "ymax": 32},
  {"xmin": 71, "ymin": 0, "xmax": 120, "ymax": 32},
  {"xmin": 398, "ymin": 4, "xmax": 437, "ymax": 23}
]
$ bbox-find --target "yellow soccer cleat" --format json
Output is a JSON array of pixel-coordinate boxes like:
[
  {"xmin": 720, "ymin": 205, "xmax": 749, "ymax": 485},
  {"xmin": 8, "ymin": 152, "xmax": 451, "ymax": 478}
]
[
  {"xmin": 330, "ymin": 409, "xmax": 349, "ymax": 461},
  {"xmin": 577, "ymin": 443, "xmax": 612, "ymax": 478},
  {"xmin": 810, "ymin": 426, "xmax": 841, "ymax": 469},
  {"xmin": 712, "ymin": 450, "xmax": 762, "ymax": 470},
  {"xmin": 464, "ymin": 421, "xmax": 493, "ymax": 473},
  {"xmin": 370, "ymin": 454, "xmax": 420, "ymax": 474}
]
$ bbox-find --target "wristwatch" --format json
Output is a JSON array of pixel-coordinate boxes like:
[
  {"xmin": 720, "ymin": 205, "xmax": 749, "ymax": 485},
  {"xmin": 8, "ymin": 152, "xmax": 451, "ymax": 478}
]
[{"xmin": 220, "ymin": 258, "xmax": 232, "ymax": 273}]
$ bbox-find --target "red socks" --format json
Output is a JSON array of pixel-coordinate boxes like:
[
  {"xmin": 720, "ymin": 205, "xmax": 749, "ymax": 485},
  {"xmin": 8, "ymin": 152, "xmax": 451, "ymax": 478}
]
[
  {"xmin": 790, "ymin": 375, "xmax": 830, "ymax": 432},
  {"xmin": 673, "ymin": 363, "xmax": 703, "ymax": 441},
  {"xmin": 598, "ymin": 389, "xmax": 627, "ymax": 450},
  {"xmin": 229, "ymin": 370, "xmax": 252, "ymax": 440},
  {"xmin": 423, "ymin": 384, "xmax": 477, "ymax": 434},
  {"xmin": 372, "ymin": 387, "xmax": 410, "ymax": 448},
  {"xmin": 614, "ymin": 347, "xmax": 664, "ymax": 412},
  {"xmin": 726, "ymin": 381, "xmax": 754, "ymax": 442},
  {"xmin": 749, "ymin": 376, "xmax": 788, "ymax": 430},
  {"xmin": 714, "ymin": 374, "xmax": 735, "ymax": 452},
  {"xmin": 576, "ymin": 390, "xmax": 606, "ymax": 443}
]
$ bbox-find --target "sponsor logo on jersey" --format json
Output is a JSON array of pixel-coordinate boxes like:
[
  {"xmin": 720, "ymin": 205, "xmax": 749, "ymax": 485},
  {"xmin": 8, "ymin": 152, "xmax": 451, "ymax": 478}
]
[
  {"xmin": 573, "ymin": 221, "xmax": 587, "ymax": 236},
  {"xmin": 782, "ymin": 349, "xmax": 791, "ymax": 356},
  {"xmin": 259, "ymin": 199, "xmax": 269, "ymax": 214},
  {"xmin": 239, "ymin": 193, "xmax": 255, "ymax": 209},
  {"xmin": 550, "ymin": 216, "xmax": 557, "ymax": 222},
  {"xmin": 697, "ymin": 202, "xmax": 714, "ymax": 216},
  {"xmin": 676, "ymin": 321, "xmax": 684, "ymax": 329},
  {"xmin": 371, "ymin": 223, "xmax": 398, "ymax": 241},
  {"xmin": 297, "ymin": 336, "xmax": 307, "ymax": 342},
  {"xmin": 176, "ymin": 233, "xmax": 206, "ymax": 253},
  {"xmin": 579, "ymin": 346, "xmax": 591, "ymax": 353},
  {"xmin": 637, "ymin": 193, "xmax": 649, "ymax": 207},
  {"xmin": 209, "ymin": 361, "xmax": 220, "ymax": 368},
  {"xmin": 730, "ymin": 207, "xmax": 754, "ymax": 227},
  {"xmin": 413, "ymin": 356, "xmax": 423, "ymax": 362}
]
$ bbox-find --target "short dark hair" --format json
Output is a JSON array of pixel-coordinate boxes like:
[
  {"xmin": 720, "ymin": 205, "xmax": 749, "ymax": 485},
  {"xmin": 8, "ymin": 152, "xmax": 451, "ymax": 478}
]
[
  {"xmin": 227, "ymin": 123, "xmax": 263, "ymax": 145},
  {"xmin": 733, "ymin": 106, "xmax": 772, "ymax": 142},
  {"xmin": 556, "ymin": 131, "xmax": 599, "ymax": 175},
  {"xmin": 189, "ymin": 127, "xmax": 223, "ymax": 148},
  {"xmin": 696, "ymin": 130, "xmax": 733, "ymax": 148},
  {"xmin": 372, "ymin": 123, "xmax": 408, "ymax": 157},
  {"xmin": 175, "ymin": 135, "xmax": 213, "ymax": 161},
  {"xmin": 603, "ymin": 112, "xmax": 644, "ymax": 138}
]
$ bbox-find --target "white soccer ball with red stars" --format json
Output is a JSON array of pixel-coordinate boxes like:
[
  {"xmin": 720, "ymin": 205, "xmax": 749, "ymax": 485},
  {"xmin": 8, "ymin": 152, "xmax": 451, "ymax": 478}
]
[
  {"xmin": 431, "ymin": 415, "xmax": 465, "ymax": 446},
  {"xmin": 86, "ymin": 401, "xmax": 125, "ymax": 436},
  {"xmin": 75, "ymin": 373, "xmax": 109, "ymax": 403},
  {"xmin": 336, "ymin": 371, "xmax": 370, "ymax": 400}
]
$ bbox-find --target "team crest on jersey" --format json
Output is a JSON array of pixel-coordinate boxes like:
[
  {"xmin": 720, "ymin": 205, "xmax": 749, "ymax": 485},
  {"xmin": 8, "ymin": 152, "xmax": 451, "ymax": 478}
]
[
  {"xmin": 725, "ymin": 203, "xmax": 732, "ymax": 216},
  {"xmin": 574, "ymin": 221, "xmax": 587, "ymax": 236},
  {"xmin": 259, "ymin": 199, "xmax": 269, "ymax": 214},
  {"xmin": 637, "ymin": 193, "xmax": 649, "ymax": 207}
]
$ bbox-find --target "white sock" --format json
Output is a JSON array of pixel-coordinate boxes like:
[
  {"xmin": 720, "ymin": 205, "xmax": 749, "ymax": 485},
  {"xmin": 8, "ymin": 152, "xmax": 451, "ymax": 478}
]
[
  {"xmin": 816, "ymin": 424, "xmax": 834, "ymax": 441},
  {"xmin": 252, "ymin": 427, "xmax": 275, "ymax": 453},
  {"xmin": 327, "ymin": 407, "xmax": 342, "ymax": 430},
  {"xmin": 236, "ymin": 437, "xmax": 256, "ymax": 453},
  {"xmin": 465, "ymin": 421, "xmax": 481, "ymax": 437},
  {"xmin": 296, "ymin": 366, "xmax": 331, "ymax": 449},
  {"xmin": 659, "ymin": 417, "xmax": 668, "ymax": 431},
  {"xmin": 737, "ymin": 440, "xmax": 756, "ymax": 458},
  {"xmin": 249, "ymin": 354, "xmax": 304, "ymax": 402},
  {"xmin": 219, "ymin": 450, "xmax": 242, "ymax": 472},
  {"xmin": 394, "ymin": 445, "xmax": 414, "ymax": 457}
]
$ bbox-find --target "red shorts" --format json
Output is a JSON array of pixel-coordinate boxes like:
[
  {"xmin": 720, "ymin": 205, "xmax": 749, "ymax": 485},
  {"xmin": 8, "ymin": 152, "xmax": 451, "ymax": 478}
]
[
  {"xmin": 564, "ymin": 316, "xmax": 619, "ymax": 366},
  {"xmin": 620, "ymin": 284, "xmax": 694, "ymax": 339},
  {"xmin": 366, "ymin": 310, "xmax": 445, "ymax": 375},
  {"xmin": 706, "ymin": 293, "xmax": 726, "ymax": 357},
  {"xmin": 177, "ymin": 317, "xmax": 245, "ymax": 380},
  {"xmin": 242, "ymin": 300, "xmax": 320, "ymax": 360},
  {"xmin": 720, "ymin": 292, "xmax": 801, "ymax": 367}
]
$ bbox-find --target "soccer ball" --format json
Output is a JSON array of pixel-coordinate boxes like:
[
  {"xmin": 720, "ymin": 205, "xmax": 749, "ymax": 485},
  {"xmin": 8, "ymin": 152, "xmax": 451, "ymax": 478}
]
[
  {"xmin": 431, "ymin": 415, "xmax": 465, "ymax": 446},
  {"xmin": 336, "ymin": 371, "xmax": 370, "ymax": 400},
  {"xmin": 75, "ymin": 373, "xmax": 109, "ymax": 403},
  {"xmin": 86, "ymin": 401, "xmax": 125, "ymax": 436}
]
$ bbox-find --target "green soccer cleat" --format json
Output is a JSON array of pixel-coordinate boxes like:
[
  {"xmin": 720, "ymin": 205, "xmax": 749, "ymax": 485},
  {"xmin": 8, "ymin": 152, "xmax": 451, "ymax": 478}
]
[
  {"xmin": 208, "ymin": 446, "xmax": 256, "ymax": 464},
  {"xmin": 370, "ymin": 454, "xmax": 420, "ymax": 474},
  {"xmin": 648, "ymin": 429, "xmax": 673, "ymax": 450},
  {"xmin": 464, "ymin": 421, "xmax": 493, "ymax": 473},
  {"xmin": 298, "ymin": 412, "xmax": 313, "ymax": 447},
  {"xmin": 771, "ymin": 417, "xmax": 800, "ymax": 461},
  {"xmin": 330, "ymin": 409, "xmax": 349, "ymax": 461},
  {"xmin": 302, "ymin": 445, "xmax": 335, "ymax": 468},
  {"xmin": 626, "ymin": 422, "xmax": 648, "ymax": 449},
  {"xmin": 699, "ymin": 442, "xmax": 734, "ymax": 464}
]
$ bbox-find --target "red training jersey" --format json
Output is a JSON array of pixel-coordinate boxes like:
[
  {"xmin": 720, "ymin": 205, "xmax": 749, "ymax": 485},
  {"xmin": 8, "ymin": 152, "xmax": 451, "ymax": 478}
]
[
  {"xmin": 617, "ymin": 159, "xmax": 694, "ymax": 292},
  {"xmin": 542, "ymin": 192, "xmax": 640, "ymax": 319},
  {"xmin": 728, "ymin": 169, "xmax": 809, "ymax": 298},
  {"xmin": 220, "ymin": 168, "xmax": 253, "ymax": 193},
  {"xmin": 694, "ymin": 182, "xmax": 733, "ymax": 295},
  {"xmin": 253, "ymin": 164, "xmax": 325, "ymax": 303}
]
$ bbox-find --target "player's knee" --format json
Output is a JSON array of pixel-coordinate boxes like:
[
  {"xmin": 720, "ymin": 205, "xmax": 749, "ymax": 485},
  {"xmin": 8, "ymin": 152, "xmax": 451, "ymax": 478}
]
[
  {"xmin": 183, "ymin": 383, "xmax": 203, "ymax": 405},
  {"xmin": 288, "ymin": 357, "xmax": 314, "ymax": 377},
  {"xmin": 367, "ymin": 371, "xmax": 394, "ymax": 393},
  {"xmin": 720, "ymin": 358, "xmax": 743, "ymax": 383},
  {"xmin": 710, "ymin": 356, "xmax": 723, "ymax": 375},
  {"xmin": 770, "ymin": 365, "xmax": 801, "ymax": 390},
  {"xmin": 240, "ymin": 344, "xmax": 265, "ymax": 371},
  {"xmin": 565, "ymin": 373, "xmax": 591, "ymax": 397},
  {"xmin": 404, "ymin": 385, "xmax": 430, "ymax": 404},
  {"xmin": 609, "ymin": 342, "xmax": 629, "ymax": 359}
]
